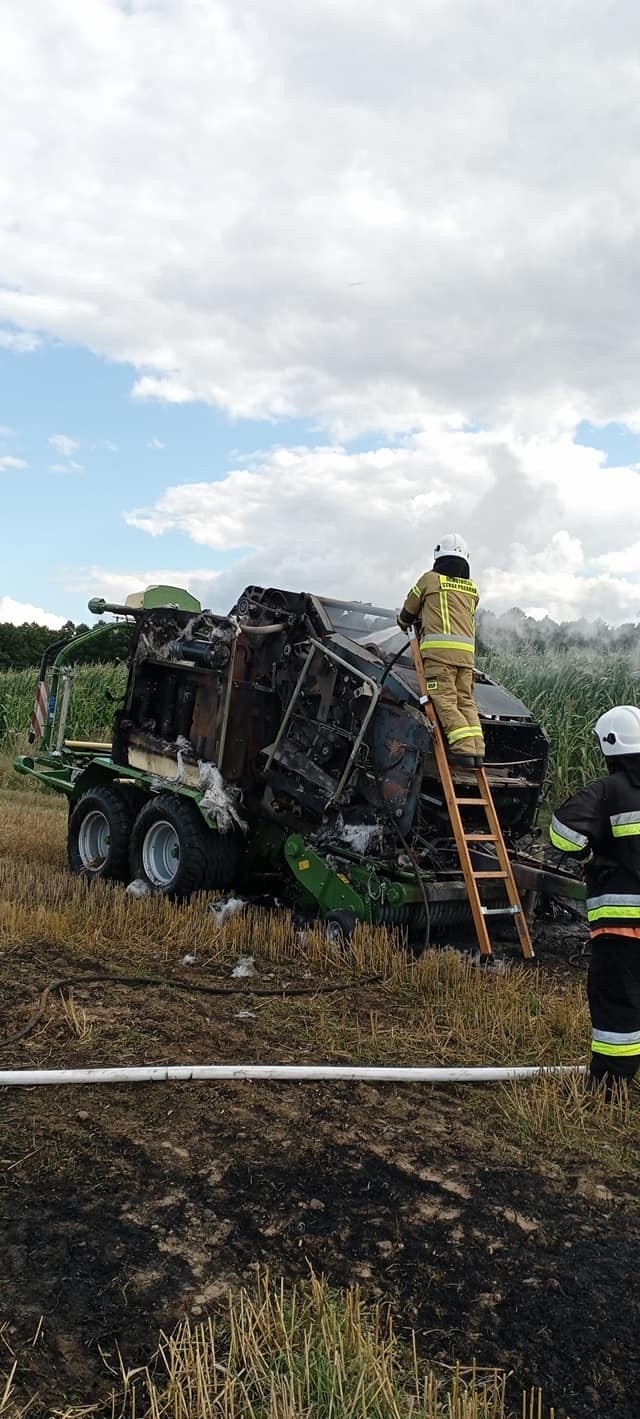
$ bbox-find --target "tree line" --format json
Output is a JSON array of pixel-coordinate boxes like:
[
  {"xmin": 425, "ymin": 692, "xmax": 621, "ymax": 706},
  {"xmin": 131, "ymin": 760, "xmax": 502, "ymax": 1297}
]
[
  {"xmin": 0, "ymin": 619, "xmax": 133, "ymax": 671},
  {"xmin": 2, "ymin": 607, "xmax": 639, "ymax": 671}
]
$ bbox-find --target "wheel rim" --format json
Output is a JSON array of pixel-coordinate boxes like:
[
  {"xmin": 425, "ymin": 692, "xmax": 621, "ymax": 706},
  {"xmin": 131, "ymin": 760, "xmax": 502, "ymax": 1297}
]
[
  {"xmin": 78, "ymin": 810, "xmax": 111, "ymax": 869},
  {"xmin": 142, "ymin": 820, "xmax": 181, "ymax": 888}
]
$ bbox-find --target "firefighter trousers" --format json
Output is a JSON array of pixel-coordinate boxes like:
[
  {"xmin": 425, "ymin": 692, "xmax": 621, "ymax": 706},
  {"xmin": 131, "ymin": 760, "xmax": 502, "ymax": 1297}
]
[
  {"xmin": 587, "ymin": 934, "xmax": 640, "ymax": 1088},
  {"xmin": 421, "ymin": 659, "xmax": 485, "ymax": 759}
]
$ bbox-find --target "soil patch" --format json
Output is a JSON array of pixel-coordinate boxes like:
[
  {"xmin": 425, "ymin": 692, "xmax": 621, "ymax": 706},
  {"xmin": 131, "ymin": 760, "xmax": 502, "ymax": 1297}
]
[
  {"xmin": 0, "ymin": 934, "xmax": 636, "ymax": 1419},
  {"xmin": 1, "ymin": 1074, "xmax": 638, "ymax": 1419}
]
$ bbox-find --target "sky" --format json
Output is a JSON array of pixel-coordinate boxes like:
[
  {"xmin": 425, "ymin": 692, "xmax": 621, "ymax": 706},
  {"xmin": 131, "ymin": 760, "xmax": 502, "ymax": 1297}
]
[{"xmin": 2, "ymin": 1, "xmax": 640, "ymax": 628}]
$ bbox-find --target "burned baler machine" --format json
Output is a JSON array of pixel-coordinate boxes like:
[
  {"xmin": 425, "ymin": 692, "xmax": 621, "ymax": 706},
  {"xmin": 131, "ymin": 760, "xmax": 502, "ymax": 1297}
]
[
  {"xmin": 113, "ymin": 590, "xmax": 429, "ymax": 836},
  {"xmin": 112, "ymin": 585, "xmax": 550, "ymax": 932}
]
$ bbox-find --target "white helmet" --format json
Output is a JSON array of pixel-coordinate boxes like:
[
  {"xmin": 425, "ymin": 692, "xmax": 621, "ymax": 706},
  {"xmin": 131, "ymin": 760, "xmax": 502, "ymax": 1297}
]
[
  {"xmin": 433, "ymin": 531, "xmax": 470, "ymax": 563},
  {"xmin": 594, "ymin": 705, "xmax": 640, "ymax": 756}
]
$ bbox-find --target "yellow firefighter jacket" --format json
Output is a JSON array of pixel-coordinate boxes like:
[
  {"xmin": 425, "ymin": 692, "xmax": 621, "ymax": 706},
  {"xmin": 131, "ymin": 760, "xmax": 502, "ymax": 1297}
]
[{"xmin": 398, "ymin": 571, "xmax": 479, "ymax": 667}]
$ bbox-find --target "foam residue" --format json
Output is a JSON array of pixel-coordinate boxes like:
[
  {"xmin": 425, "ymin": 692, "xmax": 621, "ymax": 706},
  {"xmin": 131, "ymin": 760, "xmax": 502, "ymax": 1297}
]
[
  {"xmin": 339, "ymin": 821, "xmax": 383, "ymax": 854},
  {"xmin": 208, "ymin": 896, "xmax": 248, "ymax": 925},
  {"xmin": 126, "ymin": 877, "xmax": 153, "ymax": 898},
  {"xmin": 231, "ymin": 954, "xmax": 256, "ymax": 977},
  {"xmin": 176, "ymin": 734, "xmax": 192, "ymax": 783},
  {"xmin": 198, "ymin": 762, "xmax": 247, "ymax": 833}
]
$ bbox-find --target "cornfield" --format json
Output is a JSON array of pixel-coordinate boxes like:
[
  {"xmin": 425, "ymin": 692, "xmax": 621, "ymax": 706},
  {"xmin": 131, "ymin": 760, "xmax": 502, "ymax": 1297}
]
[
  {"xmin": 1, "ymin": 650, "xmax": 639, "ymax": 803},
  {"xmin": 479, "ymin": 649, "xmax": 640, "ymax": 803},
  {"xmin": 0, "ymin": 662, "xmax": 127, "ymax": 750}
]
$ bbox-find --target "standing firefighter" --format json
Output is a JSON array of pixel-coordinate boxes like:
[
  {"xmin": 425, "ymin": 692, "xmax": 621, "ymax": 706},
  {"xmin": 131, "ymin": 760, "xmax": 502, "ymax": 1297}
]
[
  {"xmin": 397, "ymin": 532, "xmax": 485, "ymax": 765},
  {"xmin": 551, "ymin": 706, "xmax": 640, "ymax": 1093}
]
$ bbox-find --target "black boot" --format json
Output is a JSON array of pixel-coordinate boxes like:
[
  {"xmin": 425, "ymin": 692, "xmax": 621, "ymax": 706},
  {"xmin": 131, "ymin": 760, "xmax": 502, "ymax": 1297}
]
[
  {"xmin": 588, "ymin": 1056, "xmax": 636, "ymax": 1102},
  {"xmin": 447, "ymin": 747, "xmax": 475, "ymax": 767}
]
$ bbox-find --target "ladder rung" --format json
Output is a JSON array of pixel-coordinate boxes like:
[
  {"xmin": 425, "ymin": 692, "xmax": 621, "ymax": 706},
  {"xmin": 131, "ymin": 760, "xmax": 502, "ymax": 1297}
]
[{"xmin": 409, "ymin": 631, "xmax": 534, "ymax": 960}]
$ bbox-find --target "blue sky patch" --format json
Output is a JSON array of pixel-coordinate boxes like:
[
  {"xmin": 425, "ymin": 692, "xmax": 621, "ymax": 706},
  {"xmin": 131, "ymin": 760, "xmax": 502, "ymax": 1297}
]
[
  {"xmin": 574, "ymin": 420, "xmax": 640, "ymax": 468},
  {"xmin": 0, "ymin": 340, "xmax": 332, "ymax": 621}
]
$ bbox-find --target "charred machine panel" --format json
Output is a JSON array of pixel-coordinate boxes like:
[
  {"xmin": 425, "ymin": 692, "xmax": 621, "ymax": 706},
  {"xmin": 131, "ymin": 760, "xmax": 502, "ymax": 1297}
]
[
  {"xmin": 111, "ymin": 585, "xmax": 548, "ymax": 859},
  {"xmin": 16, "ymin": 579, "xmax": 560, "ymax": 943}
]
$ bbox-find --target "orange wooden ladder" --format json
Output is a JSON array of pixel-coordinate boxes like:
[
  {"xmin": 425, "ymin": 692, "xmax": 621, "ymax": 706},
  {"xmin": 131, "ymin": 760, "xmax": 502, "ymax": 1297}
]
[{"xmin": 407, "ymin": 628, "xmax": 534, "ymax": 959}]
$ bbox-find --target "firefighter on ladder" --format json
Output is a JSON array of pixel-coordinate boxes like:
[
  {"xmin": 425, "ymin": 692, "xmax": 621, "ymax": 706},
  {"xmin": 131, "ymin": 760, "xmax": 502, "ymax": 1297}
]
[
  {"xmin": 397, "ymin": 532, "xmax": 485, "ymax": 766},
  {"xmin": 550, "ymin": 706, "xmax": 640, "ymax": 1093}
]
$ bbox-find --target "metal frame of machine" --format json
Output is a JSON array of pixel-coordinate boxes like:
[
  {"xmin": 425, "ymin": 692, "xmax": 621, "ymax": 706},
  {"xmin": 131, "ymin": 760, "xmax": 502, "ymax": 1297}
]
[{"xmin": 14, "ymin": 584, "xmax": 585, "ymax": 940}]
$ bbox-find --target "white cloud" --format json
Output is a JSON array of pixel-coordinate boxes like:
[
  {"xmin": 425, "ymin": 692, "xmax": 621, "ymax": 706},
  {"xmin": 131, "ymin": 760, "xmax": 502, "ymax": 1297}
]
[
  {"xmin": 48, "ymin": 433, "xmax": 80, "ymax": 457},
  {"xmin": 63, "ymin": 566, "xmax": 221, "ymax": 609},
  {"xmin": 0, "ymin": 455, "xmax": 27, "ymax": 471},
  {"xmin": 49, "ymin": 460, "xmax": 83, "ymax": 474},
  {"xmin": 1, "ymin": 2, "xmax": 640, "ymax": 433},
  {"xmin": 481, "ymin": 532, "xmax": 640, "ymax": 624},
  {"xmin": 135, "ymin": 380, "xmax": 194, "ymax": 407},
  {"xmin": 0, "ymin": 595, "xmax": 66, "ymax": 628},
  {"xmin": 147, "ymin": 437, "xmax": 165, "ymax": 450},
  {"xmin": 596, "ymin": 543, "xmax": 640, "ymax": 575},
  {"xmin": 125, "ymin": 426, "xmax": 640, "ymax": 623},
  {"xmin": 0, "ymin": 328, "xmax": 41, "ymax": 352},
  {"xmin": 4, "ymin": 3, "xmax": 640, "ymax": 626}
]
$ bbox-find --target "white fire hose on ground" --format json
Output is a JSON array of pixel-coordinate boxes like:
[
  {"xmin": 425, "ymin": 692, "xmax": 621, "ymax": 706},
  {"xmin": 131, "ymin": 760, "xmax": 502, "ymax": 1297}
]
[{"xmin": 0, "ymin": 1062, "xmax": 586, "ymax": 1087}]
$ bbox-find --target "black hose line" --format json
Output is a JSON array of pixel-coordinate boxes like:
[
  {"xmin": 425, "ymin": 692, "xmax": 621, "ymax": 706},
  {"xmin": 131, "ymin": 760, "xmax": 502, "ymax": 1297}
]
[
  {"xmin": 379, "ymin": 640, "xmax": 411, "ymax": 689},
  {"xmin": 0, "ymin": 970, "xmax": 383, "ymax": 1051}
]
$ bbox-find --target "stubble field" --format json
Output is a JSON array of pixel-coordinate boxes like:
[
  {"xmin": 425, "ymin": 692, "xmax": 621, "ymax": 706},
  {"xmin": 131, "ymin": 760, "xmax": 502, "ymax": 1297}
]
[{"xmin": 1, "ymin": 652, "xmax": 640, "ymax": 1417}]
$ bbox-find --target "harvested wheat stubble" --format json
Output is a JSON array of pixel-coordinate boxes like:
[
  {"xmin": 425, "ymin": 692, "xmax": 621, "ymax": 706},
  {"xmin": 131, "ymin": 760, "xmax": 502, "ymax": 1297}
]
[
  {"xmin": 1, "ymin": 791, "xmax": 639, "ymax": 1419},
  {"xmin": 1, "ymin": 1073, "xmax": 639, "ymax": 1419},
  {"xmin": 0, "ymin": 1270, "xmax": 548, "ymax": 1419}
]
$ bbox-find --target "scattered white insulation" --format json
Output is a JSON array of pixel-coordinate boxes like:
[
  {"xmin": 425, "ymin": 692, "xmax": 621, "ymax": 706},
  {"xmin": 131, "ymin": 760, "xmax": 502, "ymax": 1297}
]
[
  {"xmin": 0, "ymin": 1063, "xmax": 587, "ymax": 1088},
  {"xmin": 337, "ymin": 820, "xmax": 383, "ymax": 854},
  {"xmin": 180, "ymin": 615, "xmax": 232, "ymax": 644},
  {"xmin": 134, "ymin": 630, "xmax": 173, "ymax": 663},
  {"xmin": 135, "ymin": 614, "xmax": 220, "ymax": 664},
  {"xmin": 208, "ymin": 897, "xmax": 248, "ymax": 926},
  {"xmin": 149, "ymin": 736, "xmax": 247, "ymax": 835},
  {"xmin": 198, "ymin": 762, "xmax": 247, "ymax": 834},
  {"xmin": 231, "ymin": 955, "xmax": 257, "ymax": 978},
  {"xmin": 175, "ymin": 734, "xmax": 192, "ymax": 783},
  {"xmin": 126, "ymin": 878, "xmax": 153, "ymax": 898}
]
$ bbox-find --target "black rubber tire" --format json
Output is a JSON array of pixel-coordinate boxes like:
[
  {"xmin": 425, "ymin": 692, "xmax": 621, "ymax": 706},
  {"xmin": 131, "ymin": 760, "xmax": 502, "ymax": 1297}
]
[
  {"xmin": 129, "ymin": 793, "xmax": 213, "ymax": 900},
  {"xmin": 323, "ymin": 909, "xmax": 358, "ymax": 950},
  {"xmin": 204, "ymin": 831, "xmax": 239, "ymax": 891},
  {"xmin": 68, "ymin": 784, "xmax": 138, "ymax": 882}
]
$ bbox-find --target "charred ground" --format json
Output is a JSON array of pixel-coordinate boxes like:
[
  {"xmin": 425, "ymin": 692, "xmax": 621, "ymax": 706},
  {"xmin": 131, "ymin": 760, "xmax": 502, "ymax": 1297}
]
[{"xmin": 1, "ymin": 927, "xmax": 639, "ymax": 1419}]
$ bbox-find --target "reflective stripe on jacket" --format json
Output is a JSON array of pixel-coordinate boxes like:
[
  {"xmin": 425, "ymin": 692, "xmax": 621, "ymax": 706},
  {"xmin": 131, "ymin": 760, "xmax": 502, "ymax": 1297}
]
[
  {"xmin": 550, "ymin": 767, "xmax": 640, "ymax": 934},
  {"xmin": 398, "ymin": 571, "xmax": 479, "ymax": 667}
]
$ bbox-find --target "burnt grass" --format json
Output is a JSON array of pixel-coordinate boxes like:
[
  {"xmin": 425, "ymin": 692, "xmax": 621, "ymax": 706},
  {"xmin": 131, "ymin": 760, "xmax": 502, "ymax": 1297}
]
[{"xmin": 1, "ymin": 937, "xmax": 639, "ymax": 1418}]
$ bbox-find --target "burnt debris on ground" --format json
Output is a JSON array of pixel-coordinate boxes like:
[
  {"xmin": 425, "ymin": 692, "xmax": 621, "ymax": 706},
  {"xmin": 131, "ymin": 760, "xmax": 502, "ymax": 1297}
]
[
  {"xmin": 1, "ymin": 1077, "xmax": 639, "ymax": 1419},
  {"xmin": 0, "ymin": 923, "xmax": 638, "ymax": 1419}
]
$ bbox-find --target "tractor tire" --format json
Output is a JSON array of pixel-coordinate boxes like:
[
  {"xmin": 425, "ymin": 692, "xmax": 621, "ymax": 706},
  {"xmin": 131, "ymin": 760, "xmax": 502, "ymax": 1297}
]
[
  {"xmin": 68, "ymin": 784, "xmax": 138, "ymax": 882},
  {"xmin": 129, "ymin": 793, "xmax": 213, "ymax": 900},
  {"xmin": 204, "ymin": 830, "xmax": 239, "ymax": 891},
  {"xmin": 324, "ymin": 909, "xmax": 358, "ymax": 951}
]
